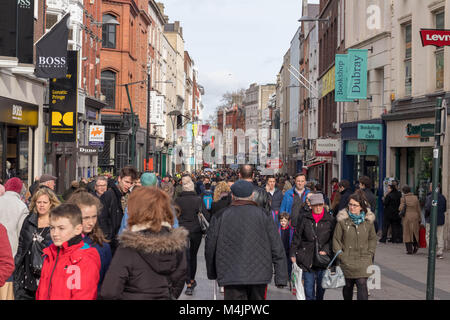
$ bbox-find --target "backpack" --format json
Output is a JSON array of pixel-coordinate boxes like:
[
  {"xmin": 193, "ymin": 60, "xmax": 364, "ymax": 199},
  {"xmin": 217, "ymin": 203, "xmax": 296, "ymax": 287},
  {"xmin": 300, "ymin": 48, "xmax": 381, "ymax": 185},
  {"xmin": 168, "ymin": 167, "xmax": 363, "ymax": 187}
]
[{"xmin": 203, "ymin": 192, "xmax": 213, "ymax": 210}]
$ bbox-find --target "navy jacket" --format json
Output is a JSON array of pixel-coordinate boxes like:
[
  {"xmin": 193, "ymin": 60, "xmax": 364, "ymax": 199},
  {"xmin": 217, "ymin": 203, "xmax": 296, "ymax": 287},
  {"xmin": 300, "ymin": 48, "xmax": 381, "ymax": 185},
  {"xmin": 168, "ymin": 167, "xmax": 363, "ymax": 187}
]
[{"xmin": 425, "ymin": 192, "xmax": 447, "ymax": 226}]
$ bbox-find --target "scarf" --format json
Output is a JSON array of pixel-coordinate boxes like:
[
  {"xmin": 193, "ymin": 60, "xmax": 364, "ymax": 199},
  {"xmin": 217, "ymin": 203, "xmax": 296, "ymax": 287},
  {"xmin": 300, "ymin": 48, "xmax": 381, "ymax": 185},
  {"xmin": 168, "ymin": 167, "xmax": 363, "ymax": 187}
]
[
  {"xmin": 312, "ymin": 208, "xmax": 325, "ymax": 224},
  {"xmin": 348, "ymin": 211, "xmax": 366, "ymax": 225}
]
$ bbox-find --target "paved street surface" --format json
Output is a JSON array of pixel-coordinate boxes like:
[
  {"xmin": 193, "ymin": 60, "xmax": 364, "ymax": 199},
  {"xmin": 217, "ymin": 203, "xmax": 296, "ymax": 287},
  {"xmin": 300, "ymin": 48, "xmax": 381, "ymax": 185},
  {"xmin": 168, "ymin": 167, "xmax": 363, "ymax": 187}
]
[{"xmin": 180, "ymin": 239, "xmax": 450, "ymax": 300}]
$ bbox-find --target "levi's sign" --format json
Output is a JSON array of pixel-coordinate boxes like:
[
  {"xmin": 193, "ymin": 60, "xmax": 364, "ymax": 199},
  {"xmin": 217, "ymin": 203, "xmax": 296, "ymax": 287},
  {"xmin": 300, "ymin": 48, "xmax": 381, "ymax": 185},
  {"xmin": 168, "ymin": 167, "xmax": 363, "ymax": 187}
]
[{"xmin": 420, "ymin": 29, "xmax": 450, "ymax": 47}]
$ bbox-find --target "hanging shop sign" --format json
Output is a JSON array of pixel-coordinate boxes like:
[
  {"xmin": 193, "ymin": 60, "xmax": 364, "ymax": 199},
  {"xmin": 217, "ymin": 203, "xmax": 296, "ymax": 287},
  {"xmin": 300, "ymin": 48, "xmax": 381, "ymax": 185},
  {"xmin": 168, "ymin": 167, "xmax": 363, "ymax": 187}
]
[
  {"xmin": 35, "ymin": 13, "xmax": 70, "ymax": 79},
  {"xmin": 405, "ymin": 123, "xmax": 435, "ymax": 139},
  {"xmin": 0, "ymin": 96, "xmax": 38, "ymax": 127},
  {"xmin": 49, "ymin": 50, "xmax": 78, "ymax": 142},
  {"xmin": 357, "ymin": 123, "xmax": 383, "ymax": 140},
  {"xmin": 420, "ymin": 29, "xmax": 450, "ymax": 47},
  {"xmin": 89, "ymin": 125, "xmax": 105, "ymax": 147},
  {"xmin": 322, "ymin": 66, "xmax": 335, "ymax": 98},
  {"xmin": 78, "ymin": 146, "xmax": 98, "ymax": 155},
  {"xmin": 334, "ymin": 49, "xmax": 368, "ymax": 101}
]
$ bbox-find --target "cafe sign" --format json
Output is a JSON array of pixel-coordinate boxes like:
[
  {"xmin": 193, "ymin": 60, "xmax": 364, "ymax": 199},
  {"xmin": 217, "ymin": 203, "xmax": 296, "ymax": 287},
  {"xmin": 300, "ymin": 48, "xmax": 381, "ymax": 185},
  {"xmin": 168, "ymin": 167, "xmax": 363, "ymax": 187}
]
[{"xmin": 358, "ymin": 124, "xmax": 382, "ymax": 140}]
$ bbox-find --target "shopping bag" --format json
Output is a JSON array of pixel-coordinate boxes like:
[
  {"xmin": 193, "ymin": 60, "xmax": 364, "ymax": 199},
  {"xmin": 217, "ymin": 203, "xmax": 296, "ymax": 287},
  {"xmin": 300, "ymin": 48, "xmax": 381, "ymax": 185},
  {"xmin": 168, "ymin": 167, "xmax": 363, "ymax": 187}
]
[
  {"xmin": 291, "ymin": 263, "xmax": 305, "ymax": 300},
  {"xmin": 419, "ymin": 226, "xmax": 427, "ymax": 248}
]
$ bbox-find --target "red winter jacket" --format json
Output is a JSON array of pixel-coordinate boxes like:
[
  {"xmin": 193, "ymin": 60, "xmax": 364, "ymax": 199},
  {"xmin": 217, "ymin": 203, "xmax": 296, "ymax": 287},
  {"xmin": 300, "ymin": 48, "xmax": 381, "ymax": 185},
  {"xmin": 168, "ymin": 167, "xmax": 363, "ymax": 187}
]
[
  {"xmin": 0, "ymin": 223, "xmax": 14, "ymax": 286},
  {"xmin": 36, "ymin": 235, "xmax": 100, "ymax": 300}
]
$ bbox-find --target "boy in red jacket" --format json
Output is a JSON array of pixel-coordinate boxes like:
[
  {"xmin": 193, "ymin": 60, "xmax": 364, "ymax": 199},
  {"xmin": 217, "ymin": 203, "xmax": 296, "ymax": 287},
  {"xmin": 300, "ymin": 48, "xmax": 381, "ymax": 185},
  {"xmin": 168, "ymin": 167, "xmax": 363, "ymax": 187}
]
[{"xmin": 36, "ymin": 204, "xmax": 101, "ymax": 300}]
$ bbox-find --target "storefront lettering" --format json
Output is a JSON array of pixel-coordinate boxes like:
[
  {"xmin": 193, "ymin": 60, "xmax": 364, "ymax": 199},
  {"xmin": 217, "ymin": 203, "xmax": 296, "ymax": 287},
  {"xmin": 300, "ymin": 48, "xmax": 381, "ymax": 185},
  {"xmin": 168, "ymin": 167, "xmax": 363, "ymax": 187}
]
[
  {"xmin": 12, "ymin": 105, "xmax": 23, "ymax": 120},
  {"xmin": 358, "ymin": 142, "xmax": 368, "ymax": 153},
  {"xmin": 406, "ymin": 123, "xmax": 434, "ymax": 138},
  {"xmin": 351, "ymin": 55, "xmax": 363, "ymax": 93}
]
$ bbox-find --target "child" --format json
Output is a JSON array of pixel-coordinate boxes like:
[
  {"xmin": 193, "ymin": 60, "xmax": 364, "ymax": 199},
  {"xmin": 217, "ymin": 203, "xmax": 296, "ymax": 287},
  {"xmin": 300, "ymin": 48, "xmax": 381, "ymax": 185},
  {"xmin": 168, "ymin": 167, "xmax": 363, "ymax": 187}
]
[
  {"xmin": 66, "ymin": 191, "xmax": 112, "ymax": 289},
  {"xmin": 279, "ymin": 212, "xmax": 295, "ymax": 283},
  {"xmin": 36, "ymin": 204, "xmax": 101, "ymax": 300}
]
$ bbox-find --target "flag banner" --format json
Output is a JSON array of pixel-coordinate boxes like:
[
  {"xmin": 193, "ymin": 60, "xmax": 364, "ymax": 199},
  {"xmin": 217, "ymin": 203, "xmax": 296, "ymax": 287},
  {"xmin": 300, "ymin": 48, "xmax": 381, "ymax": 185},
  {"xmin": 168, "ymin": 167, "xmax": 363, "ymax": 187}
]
[
  {"xmin": 17, "ymin": 0, "xmax": 34, "ymax": 64},
  {"xmin": 35, "ymin": 13, "xmax": 70, "ymax": 79},
  {"xmin": 0, "ymin": 0, "xmax": 17, "ymax": 58},
  {"xmin": 335, "ymin": 54, "xmax": 354, "ymax": 102},
  {"xmin": 49, "ymin": 50, "xmax": 78, "ymax": 142},
  {"xmin": 346, "ymin": 49, "xmax": 368, "ymax": 100}
]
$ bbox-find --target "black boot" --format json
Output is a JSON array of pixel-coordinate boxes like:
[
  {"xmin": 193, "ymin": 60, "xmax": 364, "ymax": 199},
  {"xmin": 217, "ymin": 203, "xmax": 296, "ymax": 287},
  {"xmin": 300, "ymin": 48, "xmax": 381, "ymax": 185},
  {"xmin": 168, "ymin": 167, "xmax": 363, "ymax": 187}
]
[{"xmin": 405, "ymin": 243, "xmax": 413, "ymax": 254}]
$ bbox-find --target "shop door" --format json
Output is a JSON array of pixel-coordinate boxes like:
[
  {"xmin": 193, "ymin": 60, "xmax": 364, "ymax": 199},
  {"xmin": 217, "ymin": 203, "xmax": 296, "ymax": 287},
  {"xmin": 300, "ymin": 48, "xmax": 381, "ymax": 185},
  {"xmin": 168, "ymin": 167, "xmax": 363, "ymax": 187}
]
[
  {"xmin": 4, "ymin": 126, "xmax": 29, "ymax": 182},
  {"xmin": 161, "ymin": 154, "xmax": 167, "ymax": 177}
]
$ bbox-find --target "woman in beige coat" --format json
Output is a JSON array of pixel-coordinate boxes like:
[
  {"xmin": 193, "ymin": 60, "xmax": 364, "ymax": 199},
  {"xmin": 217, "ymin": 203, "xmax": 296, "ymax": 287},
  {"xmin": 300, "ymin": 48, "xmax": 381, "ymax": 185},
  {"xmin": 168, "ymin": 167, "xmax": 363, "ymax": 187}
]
[{"xmin": 399, "ymin": 185, "xmax": 421, "ymax": 254}]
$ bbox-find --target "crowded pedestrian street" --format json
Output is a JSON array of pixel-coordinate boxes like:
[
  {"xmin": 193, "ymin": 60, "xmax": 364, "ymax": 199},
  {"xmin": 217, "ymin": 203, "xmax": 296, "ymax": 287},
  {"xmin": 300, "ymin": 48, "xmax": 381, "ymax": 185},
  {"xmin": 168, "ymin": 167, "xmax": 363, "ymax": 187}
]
[{"xmin": 1, "ymin": 0, "xmax": 450, "ymax": 307}]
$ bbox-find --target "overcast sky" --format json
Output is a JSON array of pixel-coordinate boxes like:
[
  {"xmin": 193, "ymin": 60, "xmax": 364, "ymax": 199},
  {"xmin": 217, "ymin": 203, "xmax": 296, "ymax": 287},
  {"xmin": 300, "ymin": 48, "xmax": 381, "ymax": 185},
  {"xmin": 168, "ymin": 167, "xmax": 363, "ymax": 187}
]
[{"xmin": 161, "ymin": 0, "xmax": 318, "ymax": 121}]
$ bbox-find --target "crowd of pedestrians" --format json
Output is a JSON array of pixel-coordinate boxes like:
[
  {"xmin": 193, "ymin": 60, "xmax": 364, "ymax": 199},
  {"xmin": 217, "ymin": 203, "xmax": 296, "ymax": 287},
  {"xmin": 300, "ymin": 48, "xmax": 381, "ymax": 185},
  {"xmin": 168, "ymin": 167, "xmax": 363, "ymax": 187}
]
[{"xmin": 0, "ymin": 165, "xmax": 446, "ymax": 300}]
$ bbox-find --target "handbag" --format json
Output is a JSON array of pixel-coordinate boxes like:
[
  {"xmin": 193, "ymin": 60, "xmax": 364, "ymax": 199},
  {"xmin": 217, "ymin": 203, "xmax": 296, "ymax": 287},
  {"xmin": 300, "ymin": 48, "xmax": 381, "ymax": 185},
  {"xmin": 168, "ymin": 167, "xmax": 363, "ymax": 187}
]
[
  {"xmin": 197, "ymin": 204, "xmax": 209, "ymax": 234},
  {"xmin": 321, "ymin": 250, "xmax": 346, "ymax": 289},
  {"xmin": 312, "ymin": 223, "xmax": 331, "ymax": 269}
]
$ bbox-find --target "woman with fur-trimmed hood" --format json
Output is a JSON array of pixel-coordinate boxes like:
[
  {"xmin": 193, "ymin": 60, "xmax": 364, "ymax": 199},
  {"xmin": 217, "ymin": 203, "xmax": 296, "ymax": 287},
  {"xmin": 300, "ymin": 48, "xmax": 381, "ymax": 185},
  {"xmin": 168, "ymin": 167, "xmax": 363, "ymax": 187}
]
[
  {"xmin": 100, "ymin": 187, "xmax": 188, "ymax": 300},
  {"xmin": 333, "ymin": 190, "xmax": 377, "ymax": 301}
]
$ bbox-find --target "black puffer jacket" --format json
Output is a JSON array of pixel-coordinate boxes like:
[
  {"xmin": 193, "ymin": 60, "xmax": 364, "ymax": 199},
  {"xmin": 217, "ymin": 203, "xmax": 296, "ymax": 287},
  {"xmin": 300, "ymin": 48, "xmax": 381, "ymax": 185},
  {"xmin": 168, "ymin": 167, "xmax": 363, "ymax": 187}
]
[
  {"xmin": 205, "ymin": 200, "xmax": 288, "ymax": 287},
  {"xmin": 174, "ymin": 191, "xmax": 208, "ymax": 234},
  {"xmin": 99, "ymin": 183, "xmax": 124, "ymax": 251},
  {"xmin": 211, "ymin": 194, "xmax": 232, "ymax": 217},
  {"xmin": 253, "ymin": 185, "xmax": 271, "ymax": 214},
  {"xmin": 100, "ymin": 225, "xmax": 189, "ymax": 300},
  {"xmin": 383, "ymin": 189, "xmax": 402, "ymax": 220},
  {"xmin": 290, "ymin": 210, "xmax": 336, "ymax": 272},
  {"xmin": 14, "ymin": 212, "xmax": 52, "ymax": 300},
  {"xmin": 334, "ymin": 188, "xmax": 353, "ymax": 216}
]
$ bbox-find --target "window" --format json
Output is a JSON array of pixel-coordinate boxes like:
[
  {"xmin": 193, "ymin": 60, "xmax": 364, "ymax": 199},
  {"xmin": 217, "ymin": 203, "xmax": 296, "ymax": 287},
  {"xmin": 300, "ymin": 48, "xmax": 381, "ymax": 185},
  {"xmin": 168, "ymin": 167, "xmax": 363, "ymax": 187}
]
[
  {"xmin": 46, "ymin": 14, "xmax": 58, "ymax": 30},
  {"xmin": 102, "ymin": 14, "xmax": 118, "ymax": 49},
  {"xmin": 101, "ymin": 70, "xmax": 116, "ymax": 109},
  {"xmin": 436, "ymin": 12, "xmax": 444, "ymax": 90},
  {"xmin": 405, "ymin": 24, "xmax": 412, "ymax": 96}
]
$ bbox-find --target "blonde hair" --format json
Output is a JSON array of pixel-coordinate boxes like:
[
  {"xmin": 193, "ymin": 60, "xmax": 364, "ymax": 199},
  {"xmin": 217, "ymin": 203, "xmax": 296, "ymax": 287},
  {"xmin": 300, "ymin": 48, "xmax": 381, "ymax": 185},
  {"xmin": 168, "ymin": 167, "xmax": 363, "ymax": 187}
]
[
  {"xmin": 213, "ymin": 181, "xmax": 231, "ymax": 202},
  {"xmin": 29, "ymin": 187, "xmax": 61, "ymax": 214}
]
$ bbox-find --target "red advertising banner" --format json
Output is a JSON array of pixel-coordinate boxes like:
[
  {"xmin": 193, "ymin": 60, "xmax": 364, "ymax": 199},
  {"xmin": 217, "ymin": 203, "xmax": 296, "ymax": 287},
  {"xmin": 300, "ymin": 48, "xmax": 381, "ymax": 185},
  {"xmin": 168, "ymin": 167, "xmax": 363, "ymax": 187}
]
[
  {"xmin": 315, "ymin": 151, "xmax": 333, "ymax": 157},
  {"xmin": 420, "ymin": 29, "xmax": 450, "ymax": 47}
]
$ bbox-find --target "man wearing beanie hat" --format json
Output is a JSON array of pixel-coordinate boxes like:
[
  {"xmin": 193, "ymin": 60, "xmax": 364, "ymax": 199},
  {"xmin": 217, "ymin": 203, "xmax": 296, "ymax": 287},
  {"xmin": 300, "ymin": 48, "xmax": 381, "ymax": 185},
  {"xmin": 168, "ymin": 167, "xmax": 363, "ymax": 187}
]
[
  {"xmin": 0, "ymin": 178, "xmax": 29, "ymax": 299},
  {"xmin": 205, "ymin": 179, "xmax": 288, "ymax": 300}
]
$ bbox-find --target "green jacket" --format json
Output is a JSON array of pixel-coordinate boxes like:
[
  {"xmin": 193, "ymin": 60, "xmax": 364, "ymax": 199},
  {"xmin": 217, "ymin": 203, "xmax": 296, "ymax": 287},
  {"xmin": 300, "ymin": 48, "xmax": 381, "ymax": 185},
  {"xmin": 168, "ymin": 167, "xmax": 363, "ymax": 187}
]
[{"xmin": 333, "ymin": 209, "xmax": 377, "ymax": 279}]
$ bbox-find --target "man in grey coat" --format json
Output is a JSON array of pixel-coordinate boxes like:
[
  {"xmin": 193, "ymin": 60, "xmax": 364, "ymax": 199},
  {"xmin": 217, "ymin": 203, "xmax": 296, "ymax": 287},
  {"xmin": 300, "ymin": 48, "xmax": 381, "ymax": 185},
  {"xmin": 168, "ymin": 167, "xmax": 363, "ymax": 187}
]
[{"xmin": 205, "ymin": 180, "xmax": 288, "ymax": 300}]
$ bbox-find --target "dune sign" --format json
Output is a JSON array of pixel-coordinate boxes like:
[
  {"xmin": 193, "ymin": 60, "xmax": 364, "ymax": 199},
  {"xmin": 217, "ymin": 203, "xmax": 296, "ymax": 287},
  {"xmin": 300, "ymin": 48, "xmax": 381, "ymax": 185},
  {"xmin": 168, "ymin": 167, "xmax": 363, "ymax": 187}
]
[{"xmin": 89, "ymin": 125, "xmax": 105, "ymax": 147}]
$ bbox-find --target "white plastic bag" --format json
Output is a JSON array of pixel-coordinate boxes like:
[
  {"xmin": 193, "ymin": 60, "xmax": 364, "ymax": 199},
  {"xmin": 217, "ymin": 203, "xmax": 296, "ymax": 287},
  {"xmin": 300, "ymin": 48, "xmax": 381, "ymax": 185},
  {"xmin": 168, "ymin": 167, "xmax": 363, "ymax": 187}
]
[{"xmin": 291, "ymin": 262, "xmax": 305, "ymax": 300}]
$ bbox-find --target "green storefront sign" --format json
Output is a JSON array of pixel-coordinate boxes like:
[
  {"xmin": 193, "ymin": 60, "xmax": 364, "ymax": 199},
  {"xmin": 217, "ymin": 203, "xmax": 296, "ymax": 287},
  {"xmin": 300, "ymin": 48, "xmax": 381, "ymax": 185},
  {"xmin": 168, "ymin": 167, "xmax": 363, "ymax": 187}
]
[
  {"xmin": 334, "ymin": 49, "xmax": 369, "ymax": 102},
  {"xmin": 358, "ymin": 124, "xmax": 383, "ymax": 140},
  {"xmin": 406, "ymin": 123, "xmax": 435, "ymax": 138},
  {"xmin": 346, "ymin": 140, "xmax": 379, "ymax": 156}
]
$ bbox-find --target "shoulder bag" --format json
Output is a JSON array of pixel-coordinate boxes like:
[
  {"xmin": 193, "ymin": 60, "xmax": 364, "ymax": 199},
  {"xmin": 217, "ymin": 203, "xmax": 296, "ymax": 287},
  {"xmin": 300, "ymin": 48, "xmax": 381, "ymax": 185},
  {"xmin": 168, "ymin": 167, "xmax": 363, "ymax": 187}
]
[
  {"xmin": 321, "ymin": 250, "xmax": 346, "ymax": 289},
  {"xmin": 312, "ymin": 222, "xmax": 331, "ymax": 269}
]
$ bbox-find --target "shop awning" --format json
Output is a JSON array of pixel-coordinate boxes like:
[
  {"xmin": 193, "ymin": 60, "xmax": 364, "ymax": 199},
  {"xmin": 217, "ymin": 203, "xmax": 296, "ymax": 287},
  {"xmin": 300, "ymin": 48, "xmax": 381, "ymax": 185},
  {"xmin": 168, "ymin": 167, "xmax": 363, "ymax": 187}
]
[{"xmin": 306, "ymin": 161, "xmax": 327, "ymax": 169}]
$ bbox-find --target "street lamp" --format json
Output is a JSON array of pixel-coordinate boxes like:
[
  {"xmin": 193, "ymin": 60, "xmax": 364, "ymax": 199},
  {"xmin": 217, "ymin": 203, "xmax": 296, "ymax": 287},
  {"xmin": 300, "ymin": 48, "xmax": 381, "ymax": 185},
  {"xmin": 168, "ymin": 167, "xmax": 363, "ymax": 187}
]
[{"xmin": 298, "ymin": 16, "xmax": 330, "ymax": 24}]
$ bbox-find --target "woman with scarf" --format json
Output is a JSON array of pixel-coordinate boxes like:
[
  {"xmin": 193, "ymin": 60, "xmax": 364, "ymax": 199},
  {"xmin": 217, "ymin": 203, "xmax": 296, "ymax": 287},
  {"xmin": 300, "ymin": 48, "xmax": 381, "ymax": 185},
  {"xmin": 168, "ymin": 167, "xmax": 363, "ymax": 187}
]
[{"xmin": 333, "ymin": 190, "xmax": 377, "ymax": 300}]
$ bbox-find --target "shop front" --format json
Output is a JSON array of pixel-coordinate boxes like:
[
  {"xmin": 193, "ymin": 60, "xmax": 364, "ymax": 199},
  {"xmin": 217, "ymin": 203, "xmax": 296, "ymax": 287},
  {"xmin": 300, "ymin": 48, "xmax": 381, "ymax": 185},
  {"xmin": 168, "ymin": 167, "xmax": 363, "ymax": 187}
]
[
  {"xmin": 385, "ymin": 118, "xmax": 438, "ymax": 205},
  {"xmin": 341, "ymin": 120, "xmax": 386, "ymax": 218},
  {"xmin": 0, "ymin": 96, "xmax": 39, "ymax": 183}
]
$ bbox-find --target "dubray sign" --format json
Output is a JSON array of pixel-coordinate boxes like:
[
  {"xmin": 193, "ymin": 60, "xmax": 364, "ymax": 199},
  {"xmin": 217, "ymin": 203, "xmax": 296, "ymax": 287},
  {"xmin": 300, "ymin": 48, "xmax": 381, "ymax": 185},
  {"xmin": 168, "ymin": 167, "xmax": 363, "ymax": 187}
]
[{"xmin": 347, "ymin": 49, "xmax": 368, "ymax": 100}]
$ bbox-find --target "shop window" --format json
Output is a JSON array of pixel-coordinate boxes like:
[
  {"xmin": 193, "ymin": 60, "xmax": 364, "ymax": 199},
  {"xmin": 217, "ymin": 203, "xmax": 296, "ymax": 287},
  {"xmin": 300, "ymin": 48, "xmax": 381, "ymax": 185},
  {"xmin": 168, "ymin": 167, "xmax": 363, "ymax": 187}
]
[{"xmin": 101, "ymin": 70, "xmax": 116, "ymax": 109}]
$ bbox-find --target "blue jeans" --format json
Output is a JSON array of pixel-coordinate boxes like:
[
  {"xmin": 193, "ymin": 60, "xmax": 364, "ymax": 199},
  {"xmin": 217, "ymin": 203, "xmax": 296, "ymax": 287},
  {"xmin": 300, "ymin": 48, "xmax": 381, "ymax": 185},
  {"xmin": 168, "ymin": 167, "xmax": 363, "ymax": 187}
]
[{"xmin": 302, "ymin": 270, "xmax": 325, "ymax": 300}]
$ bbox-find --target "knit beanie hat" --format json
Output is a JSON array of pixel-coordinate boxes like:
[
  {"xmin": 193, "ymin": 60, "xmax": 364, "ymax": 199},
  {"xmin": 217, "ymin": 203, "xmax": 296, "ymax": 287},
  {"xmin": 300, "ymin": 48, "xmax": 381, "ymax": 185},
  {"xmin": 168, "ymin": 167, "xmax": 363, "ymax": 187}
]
[
  {"xmin": 4, "ymin": 178, "xmax": 23, "ymax": 194},
  {"xmin": 141, "ymin": 172, "xmax": 157, "ymax": 186},
  {"xmin": 182, "ymin": 176, "xmax": 195, "ymax": 192}
]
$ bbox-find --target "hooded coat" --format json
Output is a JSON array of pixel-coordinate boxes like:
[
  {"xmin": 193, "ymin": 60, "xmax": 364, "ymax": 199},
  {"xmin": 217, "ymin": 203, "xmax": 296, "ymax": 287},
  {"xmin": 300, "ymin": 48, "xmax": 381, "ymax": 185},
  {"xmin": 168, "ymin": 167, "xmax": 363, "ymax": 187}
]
[
  {"xmin": 333, "ymin": 209, "xmax": 377, "ymax": 279},
  {"xmin": 100, "ymin": 224, "xmax": 188, "ymax": 300}
]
